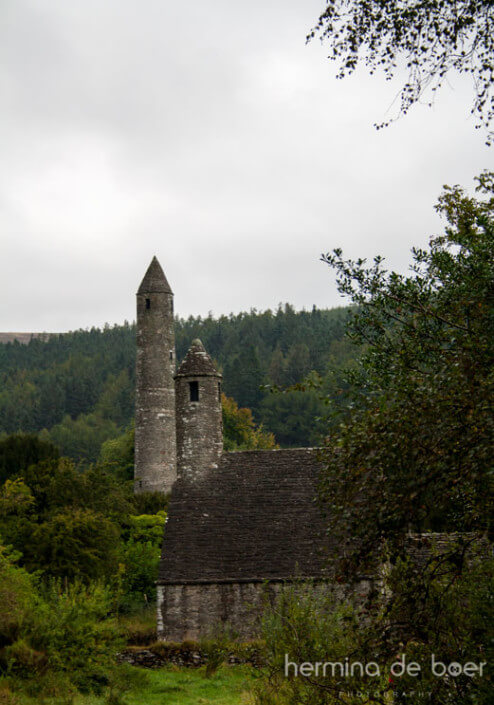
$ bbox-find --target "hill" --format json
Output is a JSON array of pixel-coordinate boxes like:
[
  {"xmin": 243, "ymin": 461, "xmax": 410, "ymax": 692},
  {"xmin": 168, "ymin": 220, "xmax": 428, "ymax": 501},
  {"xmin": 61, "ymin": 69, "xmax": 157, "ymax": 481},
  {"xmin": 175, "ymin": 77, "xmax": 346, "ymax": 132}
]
[
  {"xmin": 0, "ymin": 332, "xmax": 57, "ymax": 344},
  {"xmin": 0, "ymin": 304, "xmax": 358, "ymax": 460}
]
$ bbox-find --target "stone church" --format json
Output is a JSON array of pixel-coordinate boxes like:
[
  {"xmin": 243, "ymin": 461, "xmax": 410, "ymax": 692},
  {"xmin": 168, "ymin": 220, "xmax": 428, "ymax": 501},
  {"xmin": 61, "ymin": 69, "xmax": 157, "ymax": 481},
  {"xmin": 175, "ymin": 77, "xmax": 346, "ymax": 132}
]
[{"xmin": 135, "ymin": 257, "xmax": 337, "ymax": 641}]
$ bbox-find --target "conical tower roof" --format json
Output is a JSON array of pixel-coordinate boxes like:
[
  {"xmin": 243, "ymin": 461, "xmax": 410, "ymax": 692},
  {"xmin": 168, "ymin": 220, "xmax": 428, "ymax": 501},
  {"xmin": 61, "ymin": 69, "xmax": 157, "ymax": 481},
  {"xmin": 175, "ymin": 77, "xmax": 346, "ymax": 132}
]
[
  {"xmin": 176, "ymin": 339, "xmax": 221, "ymax": 378},
  {"xmin": 137, "ymin": 256, "xmax": 173, "ymax": 294}
]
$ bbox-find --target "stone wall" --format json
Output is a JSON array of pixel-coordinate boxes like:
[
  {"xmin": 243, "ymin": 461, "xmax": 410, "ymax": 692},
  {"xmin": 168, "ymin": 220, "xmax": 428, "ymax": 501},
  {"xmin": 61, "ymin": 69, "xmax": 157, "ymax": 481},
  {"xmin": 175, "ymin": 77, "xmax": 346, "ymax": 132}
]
[
  {"xmin": 157, "ymin": 581, "xmax": 283, "ymax": 641},
  {"xmin": 118, "ymin": 643, "xmax": 264, "ymax": 668},
  {"xmin": 157, "ymin": 579, "xmax": 373, "ymax": 642}
]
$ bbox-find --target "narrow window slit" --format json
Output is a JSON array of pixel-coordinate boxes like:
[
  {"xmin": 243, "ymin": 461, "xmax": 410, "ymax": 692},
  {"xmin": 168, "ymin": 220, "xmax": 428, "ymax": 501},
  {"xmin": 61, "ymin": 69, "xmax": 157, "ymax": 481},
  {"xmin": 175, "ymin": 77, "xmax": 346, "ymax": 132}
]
[{"xmin": 189, "ymin": 381, "xmax": 199, "ymax": 402}]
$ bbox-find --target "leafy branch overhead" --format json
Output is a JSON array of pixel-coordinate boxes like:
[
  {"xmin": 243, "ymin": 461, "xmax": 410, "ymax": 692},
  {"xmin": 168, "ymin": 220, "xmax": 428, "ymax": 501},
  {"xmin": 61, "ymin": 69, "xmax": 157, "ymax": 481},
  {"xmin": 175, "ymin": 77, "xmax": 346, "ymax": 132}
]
[{"xmin": 309, "ymin": 1, "xmax": 494, "ymax": 142}]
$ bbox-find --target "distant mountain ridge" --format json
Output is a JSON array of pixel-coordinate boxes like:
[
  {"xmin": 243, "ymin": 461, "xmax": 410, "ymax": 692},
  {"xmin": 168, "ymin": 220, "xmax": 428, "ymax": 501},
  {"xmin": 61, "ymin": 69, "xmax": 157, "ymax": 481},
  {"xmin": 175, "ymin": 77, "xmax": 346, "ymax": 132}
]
[{"xmin": 0, "ymin": 333, "xmax": 57, "ymax": 344}]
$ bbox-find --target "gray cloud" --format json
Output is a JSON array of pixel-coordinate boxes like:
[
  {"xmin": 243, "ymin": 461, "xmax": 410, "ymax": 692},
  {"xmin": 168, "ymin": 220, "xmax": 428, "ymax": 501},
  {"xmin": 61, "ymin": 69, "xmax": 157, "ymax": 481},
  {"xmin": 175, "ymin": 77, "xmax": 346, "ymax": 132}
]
[{"xmin": 0, "ymin": 0, "xmax": 489, "ymax": 331}]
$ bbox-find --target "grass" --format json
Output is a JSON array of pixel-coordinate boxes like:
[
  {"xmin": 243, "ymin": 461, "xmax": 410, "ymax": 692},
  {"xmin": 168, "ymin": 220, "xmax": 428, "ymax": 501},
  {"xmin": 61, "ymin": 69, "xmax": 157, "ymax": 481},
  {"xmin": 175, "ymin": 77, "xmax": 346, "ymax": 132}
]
[
  {"xmin": 121, "ymin": 665, "xmax": 255, "ymax": 705},
  {"xmin": 5, "ymin": 665, "xmax": 256, "ymax": 705},
  {"xmin": 117, "ymin": 608, "xmax": 157, "ymax": 645}
]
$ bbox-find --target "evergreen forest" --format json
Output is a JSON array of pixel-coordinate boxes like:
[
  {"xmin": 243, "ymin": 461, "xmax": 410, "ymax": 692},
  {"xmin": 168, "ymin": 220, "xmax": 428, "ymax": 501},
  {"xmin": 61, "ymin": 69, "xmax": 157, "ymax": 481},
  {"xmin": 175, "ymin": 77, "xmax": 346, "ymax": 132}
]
[{"xmin": 0, "ymin": 304, "xmax": 358, "ymax": 461}]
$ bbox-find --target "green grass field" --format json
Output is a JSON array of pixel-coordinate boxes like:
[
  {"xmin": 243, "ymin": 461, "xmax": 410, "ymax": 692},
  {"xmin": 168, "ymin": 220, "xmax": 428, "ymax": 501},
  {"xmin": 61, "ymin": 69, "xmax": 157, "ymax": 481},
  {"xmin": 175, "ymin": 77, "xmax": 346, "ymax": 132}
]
[
  {"xmin": 70, "ymin": 665, "xmax": 256, "ymax": 705},
  {"xmin": 126, "ymin": 666, "xmax": 254, "ymax": 705}
]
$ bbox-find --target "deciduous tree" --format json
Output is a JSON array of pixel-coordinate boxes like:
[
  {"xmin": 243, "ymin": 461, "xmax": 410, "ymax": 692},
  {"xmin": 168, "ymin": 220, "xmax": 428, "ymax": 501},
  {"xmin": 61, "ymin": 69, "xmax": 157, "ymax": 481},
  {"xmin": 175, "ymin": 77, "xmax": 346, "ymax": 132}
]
[
  {"xmin": 320, "ymin": 171, "xmax": 493, "ymax": 571},
  {"xmin": 309, "ymin": 1, "xmax": 494, "ymax": 141}
]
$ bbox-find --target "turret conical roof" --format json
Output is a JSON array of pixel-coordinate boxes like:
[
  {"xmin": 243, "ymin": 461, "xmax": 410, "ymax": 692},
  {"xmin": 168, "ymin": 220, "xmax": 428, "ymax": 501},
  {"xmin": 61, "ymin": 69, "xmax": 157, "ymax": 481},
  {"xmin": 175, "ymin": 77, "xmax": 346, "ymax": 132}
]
[
  {"xmin": 137, "ymin": 256, "xmax": 173, "ymax": 294},
  {"xmin": 176, "ymin": 339, "xmax": 221, "ymax": 378}
]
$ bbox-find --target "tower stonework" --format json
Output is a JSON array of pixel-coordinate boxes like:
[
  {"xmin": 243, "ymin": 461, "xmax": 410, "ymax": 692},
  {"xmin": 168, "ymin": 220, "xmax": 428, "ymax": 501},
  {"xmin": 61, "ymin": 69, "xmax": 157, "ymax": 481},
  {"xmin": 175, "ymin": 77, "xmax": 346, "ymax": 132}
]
[
  {"xmin": 175, "ymin": 339, "xmax": 223, "ymax": 481},
  {"xmin": 135, "ymin": 257, "xmax": 176, "ymax": 494}
]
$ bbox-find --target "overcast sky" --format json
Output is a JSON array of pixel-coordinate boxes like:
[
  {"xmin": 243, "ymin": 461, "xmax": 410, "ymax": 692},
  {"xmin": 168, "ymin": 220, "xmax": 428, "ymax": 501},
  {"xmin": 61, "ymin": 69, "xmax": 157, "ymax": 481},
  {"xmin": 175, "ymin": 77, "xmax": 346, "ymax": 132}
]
[{"xmin": 1, "ymin": 0, "xmax": 490, "ymax": 332}]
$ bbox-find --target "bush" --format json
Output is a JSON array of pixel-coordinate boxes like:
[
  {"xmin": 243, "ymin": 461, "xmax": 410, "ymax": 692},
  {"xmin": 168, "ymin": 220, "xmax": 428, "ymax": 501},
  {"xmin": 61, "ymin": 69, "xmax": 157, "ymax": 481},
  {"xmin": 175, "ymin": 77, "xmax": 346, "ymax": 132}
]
[
  {"xmin": 119, "ymin": 608, "xmax": 156, "ymax": 645},
  {"xmin": 118, "ymin": 511, "xmax": 166, "ymax": 614},
  {"xmin": 132, "ymin": 491, "xmax": 168, "ymax": 515},
  {"xmin": 255, "ymin": 552, "xmax": 493, "ymax": 705},
  {"xmin": 255, "ymin": 583, "xmax": 380, "ymax": 705},
  {"xmin": 31, "ymin": 509, "xmax": 120, "ymax": 582},
  {"xmin": 0, "ymin": 541, "xmax": 123, "ymax": 698},
  {"xmin": 0, "ymin": 544, "xmax": 37, "ymax": 648},
  {"xmin": 0, "ymin": 434, "xmax": 59, "ymax": 485},
  {"xmin": 199, "ymin": 624, "xmax": 238, "ymax": 678}
]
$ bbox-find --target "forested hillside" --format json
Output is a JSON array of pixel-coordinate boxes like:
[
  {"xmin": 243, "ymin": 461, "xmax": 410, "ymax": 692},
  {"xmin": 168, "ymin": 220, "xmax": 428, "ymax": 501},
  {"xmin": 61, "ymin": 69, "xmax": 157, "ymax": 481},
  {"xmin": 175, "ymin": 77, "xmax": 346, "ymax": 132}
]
[{"xmin": 0, "ymin": 304, "xmax": 358, "ymax": 460}]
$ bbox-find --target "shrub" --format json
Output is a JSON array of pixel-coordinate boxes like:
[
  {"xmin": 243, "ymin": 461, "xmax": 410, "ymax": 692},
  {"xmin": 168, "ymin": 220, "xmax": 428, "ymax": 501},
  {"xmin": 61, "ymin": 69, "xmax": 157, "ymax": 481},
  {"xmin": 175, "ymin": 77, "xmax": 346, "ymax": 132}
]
[
  {"xmin": 255, "ymin": 554, "xmax": 494, "ymax": 705},
  {"xmin": 0, "ymin": 542, "xmax": 123, "ymax": 698},
  {"xmin": 199, "ymin": 624, "xmax": 239, "ymax": 678},
  {"xmin": 255, "ymin": 582, "xmax": 385, "ymax": 705}
]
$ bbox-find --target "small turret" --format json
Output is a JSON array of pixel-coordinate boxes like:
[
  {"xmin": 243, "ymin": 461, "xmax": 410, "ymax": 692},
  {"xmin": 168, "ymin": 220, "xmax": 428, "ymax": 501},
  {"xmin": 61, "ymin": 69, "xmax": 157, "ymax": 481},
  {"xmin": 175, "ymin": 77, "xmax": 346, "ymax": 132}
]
[
  {"xmin": 135, "ymin": 256, "xmax": 177, "ymax": 494},
  {"xmin": 175, "ymin": 339, "xmax": 223, "ymax": 481}
]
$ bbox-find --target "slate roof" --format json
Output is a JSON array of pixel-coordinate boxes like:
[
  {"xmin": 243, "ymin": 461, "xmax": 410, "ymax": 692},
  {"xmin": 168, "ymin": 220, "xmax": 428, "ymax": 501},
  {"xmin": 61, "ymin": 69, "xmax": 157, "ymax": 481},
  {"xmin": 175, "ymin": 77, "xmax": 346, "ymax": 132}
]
[
  {"xmin": 159, "ymin": 448, "xmax": 333, "ymax": 584},
  {"xmin": 175, "ymin": 339, "xmax": 222, "ymax": 378},
  {"xmin": 137, "ymin": 256, "xmax": 173, "ymax": 294}
]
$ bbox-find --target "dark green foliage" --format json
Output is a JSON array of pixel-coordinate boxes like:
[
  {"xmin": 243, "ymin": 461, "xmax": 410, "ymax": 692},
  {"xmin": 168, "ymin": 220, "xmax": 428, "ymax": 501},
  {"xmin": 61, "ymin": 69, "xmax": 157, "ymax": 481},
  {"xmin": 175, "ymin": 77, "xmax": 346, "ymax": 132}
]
[
  {"xmin": 255, "ymin": 172, "xmax": 494, "ymax": 705},
  {"xmin": 41, "ymin": 412, "xmax": 120, "ymax": 463},
  {"xmin": 8, "ymin": 458, "xmax": 133, "ymax": 522},
  {"xmin": 0, "ymin": 433, "xmax": 59, "ymax": 485},
  {"xmin": 99, "ymin": 425, "xmax": 135, "ymax": 481},
  {"xmin": 319, "ymin": 172, "xmax": 494, "ymax": 572},
  {"xmin": 383, "ymin": 545, "xmax": 494, "ymax": 704},
  {"xmin": 283, "ymin": 343, "xmax": 311, "ymax": 385},
  {"xmin": 254, "ymin": 172, "xmax": 494, "ymax": 705},
  {"xmin": 119, "ymin": 512, "xmax": 167, "ymax": 614},
  {"xmin": 0, "ymin": 323, "xmax": 136, "ymax": 434},
  {"xmin": 223, "ymin": 345, "xmax": 265, "ymax": 416},
  {"xmin": 259, "ymin": 391, "xmax": 324, "ymax": 448},
  {"xmin": 0, "ymin": 543, "xmax": 124, "ymax": 698},
  {"xmin": 256, "ymin": 584, "xmax": 377, "ymax": 705},
  {"xmin": 0, "ymin": 446, "xmax": 168, "ymax": 616},
  {"xmin": 222, "ymin": 395, "xmax": 277, "ymax": 451},
  {"xmin": 257, "ymin": 552, "xmax": 493, "ymax": 704},
  {"xmin": 119, "ymin": 540, "xmax": 160, "ymax": 614},
  {"xmin": 31, "ymin": 509, "xmax": 120, "ymax": 582},
  {"xmin": 0, "ymin": 306, "xmax": 358, "ymax": 453},
  {"xmin": 95, "ymin": 370, "xmax": 134, "ymax": 427},
  {"xmin": 0, "ymin": 457, "xmax": 133, "ymax": 582},
  {"xmin": 0, "ymin": 544, "xmax": 35, "ymax": 650},
  {"xmin": 132, "ymin": 490, "xmax": 168, "ymax": 516}
]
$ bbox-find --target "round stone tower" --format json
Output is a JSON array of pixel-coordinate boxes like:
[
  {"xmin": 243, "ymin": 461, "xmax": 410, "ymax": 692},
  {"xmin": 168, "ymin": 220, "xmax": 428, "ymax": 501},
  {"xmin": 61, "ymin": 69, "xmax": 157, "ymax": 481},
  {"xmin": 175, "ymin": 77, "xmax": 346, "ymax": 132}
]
[
  {"xmin": 175, "ymin": 339, "xmax": 223, "ymax": 481},
  {"xmin": 135, "ymin": 256, "xmax": 177, "ymax": 494}
]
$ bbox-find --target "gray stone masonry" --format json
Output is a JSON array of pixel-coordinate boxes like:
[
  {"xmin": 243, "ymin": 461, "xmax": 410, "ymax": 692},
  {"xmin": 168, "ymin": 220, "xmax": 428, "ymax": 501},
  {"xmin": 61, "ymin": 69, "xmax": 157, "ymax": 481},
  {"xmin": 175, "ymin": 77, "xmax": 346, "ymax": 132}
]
[
  {"xmin": 157, "ymin": 580, "xmax": 373, "ymax": 642},
  {"xmin": 135, "ymin": 256, "xmax": 177, "ymax": 494},
  {"xmin": 157, "ymin": 581, "xmax": 283, "ymax": 641},
  {"xmin": 175, "ymin": 339, "xmax": 223, "ymax": 482}
]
